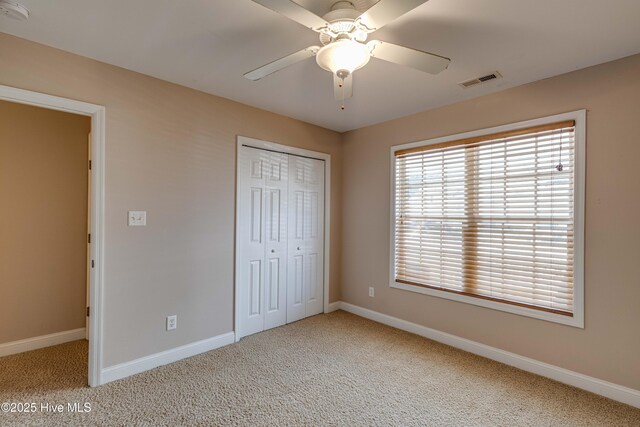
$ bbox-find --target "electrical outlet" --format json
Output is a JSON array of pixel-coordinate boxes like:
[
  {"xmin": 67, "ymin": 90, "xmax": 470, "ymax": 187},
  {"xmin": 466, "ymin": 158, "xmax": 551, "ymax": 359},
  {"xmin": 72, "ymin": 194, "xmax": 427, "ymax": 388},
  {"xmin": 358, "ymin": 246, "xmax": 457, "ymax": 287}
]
[
  {"xmin": 128, "ymin": 211, "xmax": 147, "ymax": 226},
  {"xmin": 369, "ymin": 287, "xmax": 375, "ymax": 297},
  {"xmin": 166, "ymin": 315, "xmax": 177, "ymax": 331}
]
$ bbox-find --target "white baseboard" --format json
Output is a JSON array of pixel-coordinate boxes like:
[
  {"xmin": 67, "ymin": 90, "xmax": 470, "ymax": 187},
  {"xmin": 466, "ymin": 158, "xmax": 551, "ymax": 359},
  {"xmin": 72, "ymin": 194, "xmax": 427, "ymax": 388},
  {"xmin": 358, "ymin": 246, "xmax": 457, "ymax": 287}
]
[
  {"xmin": 326, "ymin": 301, "xmax": 341, "ymax": 313},
  {"xmin": 100, "ymin": 332, "xmax": 235, "ymax": 384},
  {"xmin": 337, "ymin": 301, "xmax": 640, "ymax": 409},
  {"xmin": 0, "ymin": 328, "xmax": 86, "ymax": 358}
]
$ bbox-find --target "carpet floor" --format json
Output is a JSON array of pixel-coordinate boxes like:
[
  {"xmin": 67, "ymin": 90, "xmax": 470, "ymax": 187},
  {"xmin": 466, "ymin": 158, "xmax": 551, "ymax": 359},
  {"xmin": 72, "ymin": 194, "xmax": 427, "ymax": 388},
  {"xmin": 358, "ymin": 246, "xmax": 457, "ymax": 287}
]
[{"xmin": 1, "ymin": 310, "xmax": 639, "ymax": 426}]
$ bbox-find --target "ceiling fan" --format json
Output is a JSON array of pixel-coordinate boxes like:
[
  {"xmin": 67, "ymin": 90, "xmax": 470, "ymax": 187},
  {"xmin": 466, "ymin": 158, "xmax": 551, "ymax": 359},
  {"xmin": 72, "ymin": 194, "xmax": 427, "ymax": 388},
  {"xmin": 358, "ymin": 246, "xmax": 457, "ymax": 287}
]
[{"xmin": 244, "ymin": 0, "xmax": 451, "ymax": 108}]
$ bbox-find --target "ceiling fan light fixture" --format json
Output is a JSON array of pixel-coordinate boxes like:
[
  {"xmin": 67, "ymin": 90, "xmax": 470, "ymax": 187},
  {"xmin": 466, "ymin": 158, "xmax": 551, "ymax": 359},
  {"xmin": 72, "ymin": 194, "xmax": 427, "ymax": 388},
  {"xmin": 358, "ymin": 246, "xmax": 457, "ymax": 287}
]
[{"xmin": 315, "ymin": 39, "xmax": 370, "ymax": 75}]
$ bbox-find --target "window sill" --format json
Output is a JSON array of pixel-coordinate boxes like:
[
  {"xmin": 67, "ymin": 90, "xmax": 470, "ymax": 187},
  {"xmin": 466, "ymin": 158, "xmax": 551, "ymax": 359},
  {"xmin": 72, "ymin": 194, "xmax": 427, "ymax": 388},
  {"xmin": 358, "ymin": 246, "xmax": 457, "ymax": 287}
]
[{"xmin": 390, "ymin": 280, "xmax": 584, "ymax": 328}]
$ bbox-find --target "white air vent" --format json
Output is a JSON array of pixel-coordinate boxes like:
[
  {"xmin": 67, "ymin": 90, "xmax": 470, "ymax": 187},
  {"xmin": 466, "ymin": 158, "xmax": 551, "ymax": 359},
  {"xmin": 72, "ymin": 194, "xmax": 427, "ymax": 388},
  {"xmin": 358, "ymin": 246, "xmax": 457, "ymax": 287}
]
[{"xmin": 459, "ymin": 71, "xmax": 502, "ymax": 88}]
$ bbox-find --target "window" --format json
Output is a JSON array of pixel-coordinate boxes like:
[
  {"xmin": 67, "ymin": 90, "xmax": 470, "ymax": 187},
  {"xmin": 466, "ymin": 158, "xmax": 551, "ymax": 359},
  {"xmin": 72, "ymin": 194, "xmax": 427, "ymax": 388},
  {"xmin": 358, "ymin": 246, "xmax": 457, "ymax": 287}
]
[{"xmin": 391, "ymin": 112, "xmax": 585, "ymax": 327}]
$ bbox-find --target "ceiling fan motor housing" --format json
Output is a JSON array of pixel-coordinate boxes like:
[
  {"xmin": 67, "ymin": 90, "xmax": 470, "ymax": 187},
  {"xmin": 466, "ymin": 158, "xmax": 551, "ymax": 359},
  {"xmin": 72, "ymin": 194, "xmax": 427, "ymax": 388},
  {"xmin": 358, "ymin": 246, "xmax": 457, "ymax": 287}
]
[
  {"xmin": 320, "ymin": 1, "xmax": 367, "ymax": 45},
  {"xmin": 323, "ymin": 2, "xmax": 360, "ymax": 22}
]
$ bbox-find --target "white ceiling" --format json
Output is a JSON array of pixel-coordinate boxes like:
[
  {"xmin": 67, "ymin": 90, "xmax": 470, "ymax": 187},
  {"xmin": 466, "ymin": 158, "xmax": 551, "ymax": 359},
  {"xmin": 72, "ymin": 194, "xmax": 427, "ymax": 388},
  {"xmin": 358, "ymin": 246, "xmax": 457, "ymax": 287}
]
[{"xmin": 1, "ymin": 0, "xmax": 640, "ymax": 132}]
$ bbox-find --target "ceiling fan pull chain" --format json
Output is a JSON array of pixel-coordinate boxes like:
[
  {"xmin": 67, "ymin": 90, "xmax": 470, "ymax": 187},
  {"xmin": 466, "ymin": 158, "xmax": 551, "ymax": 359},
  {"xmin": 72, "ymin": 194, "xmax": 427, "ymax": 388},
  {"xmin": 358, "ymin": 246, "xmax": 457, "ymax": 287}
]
[{"xmin": 341, "ymin": 76, "xmax": 345, "ymax": 110}]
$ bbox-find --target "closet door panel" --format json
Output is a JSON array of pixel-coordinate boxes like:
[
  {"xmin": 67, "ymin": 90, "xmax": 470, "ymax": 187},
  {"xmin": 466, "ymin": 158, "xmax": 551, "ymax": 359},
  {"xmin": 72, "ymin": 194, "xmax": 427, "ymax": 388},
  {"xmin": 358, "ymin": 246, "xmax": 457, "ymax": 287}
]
[
  {"xmin": 304, "ymin": 159, "xmax": 325, "ymax": 317},
  {"xmin": 237, "ymin": 147, "xmax": 267, "ymax": 338},
  {"xmin": 287, "ymin": 155, "xmax": 324, "ymax": 322},
  {"xmin": 263, "ymin": 152, "xmax": 288, "ymax": 330}
]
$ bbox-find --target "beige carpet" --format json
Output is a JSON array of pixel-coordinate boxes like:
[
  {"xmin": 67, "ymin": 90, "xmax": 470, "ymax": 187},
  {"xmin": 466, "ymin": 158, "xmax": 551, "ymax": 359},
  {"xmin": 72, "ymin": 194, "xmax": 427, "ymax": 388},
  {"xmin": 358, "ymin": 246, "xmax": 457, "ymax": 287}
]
[{"xmin": 1, "ymin": 311, "xmax": 639, "ymax": 426}]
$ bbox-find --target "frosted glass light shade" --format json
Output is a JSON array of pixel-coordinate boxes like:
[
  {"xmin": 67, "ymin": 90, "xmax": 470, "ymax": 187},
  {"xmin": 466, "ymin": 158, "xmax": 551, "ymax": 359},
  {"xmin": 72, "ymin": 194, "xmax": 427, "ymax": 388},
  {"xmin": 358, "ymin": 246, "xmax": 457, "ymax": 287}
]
[{"xmin": 316, "ymin": 40, "xmax": 370, "ymax": 74}]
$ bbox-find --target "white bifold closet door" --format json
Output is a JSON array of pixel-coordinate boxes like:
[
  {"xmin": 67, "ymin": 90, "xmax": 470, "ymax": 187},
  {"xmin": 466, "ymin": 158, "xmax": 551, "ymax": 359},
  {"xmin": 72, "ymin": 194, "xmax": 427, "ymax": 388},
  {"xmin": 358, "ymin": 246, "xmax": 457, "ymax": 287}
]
[
  {"xmin": 286, "ymin": 155, "xmax": 324, "ymax": 323},
  {"xmin": 237, "ymin": 147, "xmax": 288, "ymax": 337},
  {"xmin": 237, "ymin": 146, "xmax": 324, "ymax": 339}
]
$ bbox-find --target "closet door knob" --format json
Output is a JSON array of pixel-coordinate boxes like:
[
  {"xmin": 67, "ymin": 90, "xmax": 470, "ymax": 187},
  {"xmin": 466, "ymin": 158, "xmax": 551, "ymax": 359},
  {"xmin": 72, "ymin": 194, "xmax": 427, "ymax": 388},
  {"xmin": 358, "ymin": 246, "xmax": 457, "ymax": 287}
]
[
  {"xmin": 297, "ymin": 247, "xmax": 301, "ymax": 251},
  {"xmin": 270, "ymin": 249, "xmax": 275, "ymax": 253}
]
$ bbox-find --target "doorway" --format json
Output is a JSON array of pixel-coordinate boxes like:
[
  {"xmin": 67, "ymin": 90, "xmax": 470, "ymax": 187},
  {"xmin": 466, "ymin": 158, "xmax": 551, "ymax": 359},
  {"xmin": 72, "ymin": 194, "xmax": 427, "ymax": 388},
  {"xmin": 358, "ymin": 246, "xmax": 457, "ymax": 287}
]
[
  {"xmin": 235, "ymin": 137, "xmax": 331, "ymax": 341},
  {"xmin": 0, "ymin": 85, "xmax": 105, "ymax": 387}
]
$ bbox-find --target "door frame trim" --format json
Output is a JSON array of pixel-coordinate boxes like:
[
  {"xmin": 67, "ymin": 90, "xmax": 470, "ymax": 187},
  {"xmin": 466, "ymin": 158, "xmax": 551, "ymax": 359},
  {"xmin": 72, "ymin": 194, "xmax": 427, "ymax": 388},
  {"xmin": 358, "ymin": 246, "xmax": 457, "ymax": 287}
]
[
  {"xmin": 0, "ymin": 84, "xmax": 106, "ymax": 387},
  {"xmin": 235, "ymin": 136, "xmax": 332, "ymax": 341}
]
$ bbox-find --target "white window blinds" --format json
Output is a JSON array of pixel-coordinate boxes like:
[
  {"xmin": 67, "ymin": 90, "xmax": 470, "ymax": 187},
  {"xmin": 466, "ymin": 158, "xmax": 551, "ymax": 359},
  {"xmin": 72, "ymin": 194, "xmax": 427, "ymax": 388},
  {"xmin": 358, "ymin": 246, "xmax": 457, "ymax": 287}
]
[{"xmin": 394, "ymin": 121, "xmax": 576, "ymax": 316}]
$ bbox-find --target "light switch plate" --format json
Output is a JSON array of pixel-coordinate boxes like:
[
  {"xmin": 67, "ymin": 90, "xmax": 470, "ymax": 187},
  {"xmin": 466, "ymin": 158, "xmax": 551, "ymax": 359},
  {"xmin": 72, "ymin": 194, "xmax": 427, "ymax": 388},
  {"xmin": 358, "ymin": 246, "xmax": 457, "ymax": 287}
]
[
  {"xmin": 166, "ymin": 315, "xmax": 177, "ymax": 331},
  {"xmin": 128, "ymin": 211, "xmax": 147, "ymax": 226}
]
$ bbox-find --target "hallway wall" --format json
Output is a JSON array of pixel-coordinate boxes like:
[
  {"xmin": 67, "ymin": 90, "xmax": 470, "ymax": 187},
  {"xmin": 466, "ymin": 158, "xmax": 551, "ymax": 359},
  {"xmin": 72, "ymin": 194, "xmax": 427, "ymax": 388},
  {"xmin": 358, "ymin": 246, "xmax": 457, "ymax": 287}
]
[{"xmin": 0, "ymin": 100, "xmax": 90, "ymax": 343}]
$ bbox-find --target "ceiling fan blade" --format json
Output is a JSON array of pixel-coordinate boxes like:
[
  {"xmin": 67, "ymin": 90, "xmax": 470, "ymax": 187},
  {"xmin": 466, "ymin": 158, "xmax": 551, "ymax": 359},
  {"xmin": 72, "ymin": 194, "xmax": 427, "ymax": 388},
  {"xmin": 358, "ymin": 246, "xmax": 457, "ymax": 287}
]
[
  {"xmin": 244, "ymin": 46, "xmax": 320, "ymax": 81},
  {"xmin": 368, "ymin": 40, "xmax": 450, "ymax": 74},
  {"xmin": 334, "ymin": 73, "xmax": 353, "ymax": 100},
  {"xmin": 356, "ymin": 0, "xmax": 430, "ymax": 33},
  {"xmin": 250, "ymin": 0, "xmax": 329, "ymax": 32}
]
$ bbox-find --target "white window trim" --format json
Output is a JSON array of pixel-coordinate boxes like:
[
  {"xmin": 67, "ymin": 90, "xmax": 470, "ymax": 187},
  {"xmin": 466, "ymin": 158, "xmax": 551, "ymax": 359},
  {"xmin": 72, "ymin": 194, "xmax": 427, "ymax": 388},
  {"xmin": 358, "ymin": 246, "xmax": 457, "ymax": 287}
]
[{"xmin": 389, "ymin": 110, "xmax": 586, "ymax": 328}]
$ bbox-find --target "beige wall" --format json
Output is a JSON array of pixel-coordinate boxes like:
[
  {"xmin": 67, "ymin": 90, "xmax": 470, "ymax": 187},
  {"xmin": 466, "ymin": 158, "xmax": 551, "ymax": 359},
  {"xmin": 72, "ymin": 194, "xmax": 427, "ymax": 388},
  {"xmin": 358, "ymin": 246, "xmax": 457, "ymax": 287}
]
[
  {"xmin": 2, "ymin": 30, "xmax": 638, "ymax": 391},
  {"xmin": 0, "ymin": 33, "xmax": 342, "ymax": 367},
  {"xmin": 341, "ymin": 54, "xmax": 640, "ymax": 390},
  {"xmin": 0, "ymin": 100, "xmax": 90, "ymax": 344}
]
